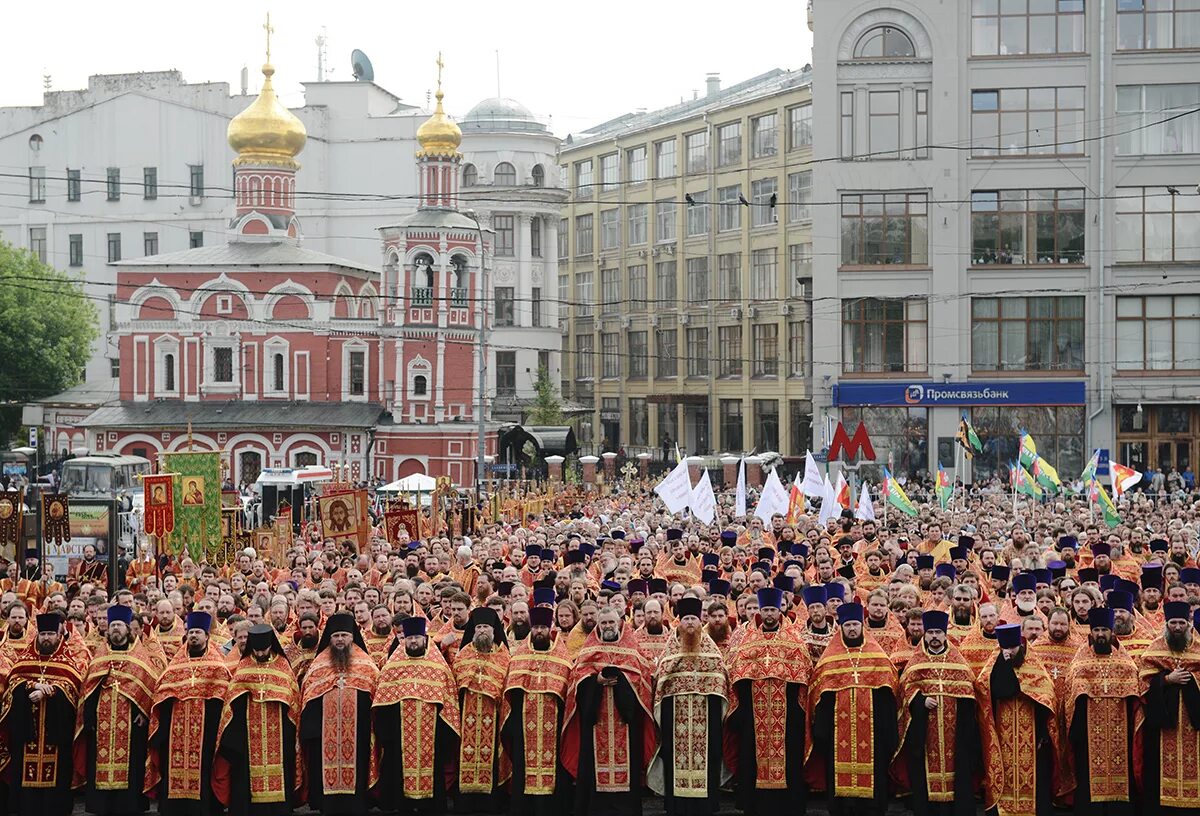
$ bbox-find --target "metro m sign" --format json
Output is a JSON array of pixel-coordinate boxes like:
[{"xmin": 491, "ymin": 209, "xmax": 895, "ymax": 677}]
[{"xmin": 828, "ymin": 421, "xmax": 875, "ymax": 463}]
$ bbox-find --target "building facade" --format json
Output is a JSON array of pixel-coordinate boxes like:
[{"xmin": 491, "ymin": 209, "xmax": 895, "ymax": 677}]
[
  {"xmin": 558, "ymin": 70, "xmax": 815, "ymax": 461},
  {"xmin": 811, "ymin": 0, "xmax": 1200, "ymax": 482}
]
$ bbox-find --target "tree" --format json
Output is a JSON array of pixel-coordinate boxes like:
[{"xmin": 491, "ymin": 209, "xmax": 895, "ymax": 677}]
[
  {"xmin": 525, "ymin": 365, "xmax": 563, "ymax": 426},
  {"xmin": 0, "ymin": 241, "xmax": 98, "ymax": 443}
]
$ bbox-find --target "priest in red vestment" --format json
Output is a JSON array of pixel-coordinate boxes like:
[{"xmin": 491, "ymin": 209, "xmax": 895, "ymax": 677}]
[{"xmin": 453, "ymin": 606, "xmax": 511, "ymax": 813}]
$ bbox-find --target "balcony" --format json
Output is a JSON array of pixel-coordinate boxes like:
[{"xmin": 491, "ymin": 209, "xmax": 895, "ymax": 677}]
[
  {"xmin": 411, "ymin": 287, "xmax": 433, "ymax": 307},
  {"xmin": 450, "ymin": 287, "xmax": 469, "ymax": 308}
]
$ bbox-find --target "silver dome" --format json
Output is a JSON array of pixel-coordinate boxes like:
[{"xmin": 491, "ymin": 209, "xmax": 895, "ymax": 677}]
[{"xmin": 461, "ymin": 97, "xmax": 548, "ymax": 133}]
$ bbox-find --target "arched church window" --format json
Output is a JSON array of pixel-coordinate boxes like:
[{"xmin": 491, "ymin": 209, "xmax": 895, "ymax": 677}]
[{"xmin": 854, "ymin": 26, "xmax": 916, "ymax": 58}]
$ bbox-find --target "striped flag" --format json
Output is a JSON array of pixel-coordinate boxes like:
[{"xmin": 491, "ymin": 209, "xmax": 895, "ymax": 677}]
[
  {"xmin": 786, "ymin": 472, "xmax": 805, "ymax": 524},
  {"xmin": 1011, "ymin": 462, "xmax": 1043, "ymax": 498},
  {"xmin": 935, "ymin": 464, "xmax": 953, "ymax": 509},
  {"xmin": 956, "ymin": 415, "xmax": 983, "ymax": 459},
  {"xmin": 1019, "ymin": 431, "xmax": 1038, "ymax": 468},
  {"xmin": 1032, "ymin": 456, "xmax": 1061, "ymax": 493},
  {"xmin": 882, "ymin": 467, "xmax": 918, "ymax": 517},
  {"xmin": 1090, "ymin": 478, "xmax": 1121, "ymax": 528},
  {"xmin": 1110, "ymin": 462, "xmax": 1143, "ymax": 498}
]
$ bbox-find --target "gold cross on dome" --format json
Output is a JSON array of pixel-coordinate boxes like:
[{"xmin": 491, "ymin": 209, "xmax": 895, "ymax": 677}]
[
  {"xmin": 264, "ymin": 13, "xmax": 274, "ymax": 63},
  {"xmin": 436, "ymin": 52, "xmax": 444, "ymax": 92}
]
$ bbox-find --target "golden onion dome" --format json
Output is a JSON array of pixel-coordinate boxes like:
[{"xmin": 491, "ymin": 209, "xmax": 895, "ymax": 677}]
[
  {"xmin": 416, "ymin": 88, "xmax": 462, "ymax": 158},
  {"xmin": 227, "ymin": 63, "xmax": 307, "ymax": 168}
]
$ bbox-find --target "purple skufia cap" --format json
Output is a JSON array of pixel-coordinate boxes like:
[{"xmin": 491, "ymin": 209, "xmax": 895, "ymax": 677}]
[
  {"xmin": 1107, "ymin": 590, "xmax": 1134, "ymax": 612},
  {"xmin": 1092, "ymin": 542, "xmax": 1111, "ymax": 557},
  {"xmin": 921, "ymin": 610, "xmax": 948, "ymax": 632},
  {"xmin": 824, "ymin": 582, "xmax": 845, "ymax": 602},
  {"xmin": 801, "ymin": 585, "xmax": 827, "ymax": 606},
  {"xmin": 184, "ymin": 611, "xmax": 211, "ymax": 633},
  {"xmin": 1088, "ymin": 607, "xmax": 1115, "ymax": 630},
  {"xmin": 529, "ymin": 606, "xmax": 554, "ymax": 628},
  {"xmin": 835, "ymin": 602, "xmax": 864, "ymax": 624},
  {"xmin": 1100, "ymin": 574, "xmax": 1118, "ymax": 591},
  {"xmin": 401, "ymin": 617, "xmax": 427, "ymax": 637},
  {"xmin": 757, "ymin": 587, "xmax": 784, "ymax": 609},
  {"xmin": 995, "ymin": 624, "xmax": 1023, "ymax": 649},
  {"xmin": 1163, "ymin": 601, "xmax": 1189, "ymax": 621}
]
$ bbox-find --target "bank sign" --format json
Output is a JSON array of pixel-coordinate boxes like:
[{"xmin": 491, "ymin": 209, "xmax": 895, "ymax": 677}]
[{"xmin": 833, "ymin": 381, "xmax": 1086, "ymax": 407}]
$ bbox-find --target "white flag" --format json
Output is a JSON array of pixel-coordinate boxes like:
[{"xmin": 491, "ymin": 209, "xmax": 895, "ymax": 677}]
[
  {"xmin": 818, "ymin": 473, "xmax": 840, "ymax": 525},
  {"xmin": 734, "ymin": 458, "xmax": 747, "ymax": 518},
  {"xmin": 654, "ymin": 457, "xmax": 692, "ymax": 515},
  {"xmin": 754, "ymin": 467, "xmax": 790, "ymax": 522},
  {"xmin": 691, "ymin": 470, "xmax": 717, "ymax": 525},
  {"xmin": 856, "ymin": 482, "xmax": 876, "ymax": 520},
  {"xmin": 801, "ymin": 450, "xmax": 824, "ymax": 496}
]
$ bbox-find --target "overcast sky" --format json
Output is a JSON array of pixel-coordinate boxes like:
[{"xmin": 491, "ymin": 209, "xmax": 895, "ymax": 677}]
[{"xmin": 1, "ymin": 0, "xmax": 814, "ymax": 136}]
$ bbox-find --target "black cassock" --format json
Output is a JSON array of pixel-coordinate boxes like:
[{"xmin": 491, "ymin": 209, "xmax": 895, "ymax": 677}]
[
  {"xmin": 901, "ymin": 693, "xmax": 981, "ymax": 816},
  {"xmin": 572, "ymin": 673, "xmax": 647, "ymax": 816},
  {"xmin": 990, "ymin": 658, "xmax": 1054, "ymax": 816},
  {"xmin": 1142, "ymin": 672, "xmax": 1200, "ymax": 816},
  {"xmin": 4, "ymin": 685, "xmax": 76, "ymax": 816},
  {"xmin": 502, "ymin": 688, "xmax": 571, "ymax": 816},
  {"xmin": 373, "ymin": 699, "xmax": 458, "ymax": 815},
  {"xmin": 217, "ymin": 696, "xmax": 298, "ymax": 816},
  {"xmin": 1068, "ymin": 694, "xmax": 1137, "ymax": 816},
  {"xmin": 152, "ymin": 697, "xmax": 224, "ymax": 816},
  {"xmin": 657, "ymin": 694, "xmax": 724, "ymax": 816},
  {"xmin": 81, "ymin": 682, "xmax": 150, "ymax": 815},
  {"xmin": 726, "ymin": 679, "xmax": 807, "ymax": 816},
  {"xmin": 300, "ymin": 689, "xmax": 373, "ymax": 816},
  {"xmin": 812, "ymin": 687, "xmax": 898, "ymax": 816}
]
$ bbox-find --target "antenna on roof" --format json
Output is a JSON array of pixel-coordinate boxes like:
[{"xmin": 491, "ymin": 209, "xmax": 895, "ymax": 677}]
[
  {"xmin": 495, "ymin": 50, "xmax": 501, "ymax": 97},
  {"xmin": 316, "ymin": 28, "xmax": 328, "ymax": 81},
  {"xmin": 43, "ymin": 72, "xmax": 51, "ymax": 92},
  {"xmin": 351, "ymin": 49, "xmax": 374, "ymax": 82}
]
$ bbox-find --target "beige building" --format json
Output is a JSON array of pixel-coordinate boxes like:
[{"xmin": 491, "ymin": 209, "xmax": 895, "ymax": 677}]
[{"xmin": 558, "ymin": 69, "xmax": 814, "ymax": 463}]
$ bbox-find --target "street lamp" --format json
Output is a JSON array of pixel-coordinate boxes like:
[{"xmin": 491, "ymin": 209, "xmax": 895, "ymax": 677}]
[{"xmin": 462, "ymin": 209, "xmax": 488, "ymax": 500}]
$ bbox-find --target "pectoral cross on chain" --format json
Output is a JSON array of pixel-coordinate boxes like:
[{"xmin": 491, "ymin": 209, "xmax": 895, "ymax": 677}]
[
  {"xmin": 1101, "ymin": 679, "xmax": 1110, "ymax": 694},
  {"xmin": 1051, "ymin": 666, "xmax": 1061, "ymax": 680},
  {"xmin": 851, "ymin": 669, "xmax": 861, "ymax": 683}
]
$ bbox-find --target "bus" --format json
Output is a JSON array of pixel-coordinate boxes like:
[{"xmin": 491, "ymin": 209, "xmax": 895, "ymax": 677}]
[{"xmin": 60, "ymin": 454, "xmax": 152, "ymax": 508}]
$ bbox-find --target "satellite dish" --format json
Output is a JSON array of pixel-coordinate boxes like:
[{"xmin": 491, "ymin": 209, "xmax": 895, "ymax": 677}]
[{"xmin": 351, "ymin": 49, "xmax": 374, "ymax": 82}]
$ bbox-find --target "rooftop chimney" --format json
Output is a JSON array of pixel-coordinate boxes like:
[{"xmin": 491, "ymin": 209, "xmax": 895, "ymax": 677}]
[{"xmin": 706, "ymin": 73, "xmax": 721, "ymax": 98}]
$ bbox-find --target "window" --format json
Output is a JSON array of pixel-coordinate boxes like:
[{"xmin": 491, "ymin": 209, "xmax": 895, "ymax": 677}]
[
  {"xmin": 28, "ymin": 167, "xmax": 45, "ymax": 203},
  {"xmin": 575, "ymin": 214, "xmax": 593, "ymax": 256},
  {"xmin": 788, "ymin": 321, "xmax": 807, "ymax": 377},
  {"xmin": 107, "ymin": 232, "xmax": 122, "ymax": 263},
  {"xmin": 600, "ymin": 209, "xmax": 619, "ymax": 250},
  {"xmin": 1117, "ymin": 295, "xmax": 1200, "ymax": 371},
  {"xmin": 855, "ymin": 25, "xmax": 917, "ymax": 58},
  {"xmin": 143, "ymin": 167, "xmax": 157, "ymax": 200},
  {"xmin": 532, "ymin": 164, "xmax": 545, "ymax": 187},
  {"xmin": 272, "ymin": 353, "xmax": 285, "ymax": 392},
  {"xmin": 655, "ymin": 139, "xmax": 677, "ymax": 178},
  {"xmin": 629, "ymin": 331, "xmax": 648, "ymax": 377},
  {"xmin": 558, "ymin": 273, "xmax": 569, "ymax": 320},
  {"xmin": 463, "ymin": 164, "xmax": 478, "ymax": 186},
  {"xmin": 188, "ymin": 164, "xmax": 204, "ymax": 198},
  {"xmin": 110, "ymin": 358, "xmax": 120, "ymax": 378},
  {"xmin": 754, "ymin": 400, "xmax": 780, "ymax": 452},
  {"xmin": 971, "ymin": 0, "xmax": 1085, "ymax": 56},
  {"xmin": 656, "ymin": 199, "xmax": 677, "ymax": 242},
  {"xmin": 626, "ymin": 146, "xmax": 647, "ymax": 183},
  {"xmin": 68, "ymin": 234, "xmax": 83, "ymax": 267},
  {"xmin": 629, "ymin": 398, "xmax": 649, "ymax": 446},
  {"xmin": 752, "ymin": 324, "xmax": 779, "ymax": 377},
  {"xmin": 143, "ymin": 232, "xmax": 159, "ymax": 256},
  {"xmin": 970, "ymin": 405, "xmax": 1084, "ymax": 483},
  {"xmin": 915, "ymin": 89, "xmax": 930, "ymax": 159},
  {"xmin": 718, "ymin": 326, "xmax": 743, "ymax": 376},
  {"xmin": 750, "ymin": 249, "xmax": 777, "ymax": 300},
  {"xmin": 840, "ymin": 92, "xmax": 855, "ymax": 158},
  {"xmin": 600, "ymin": 153, "xmax": 619, "ymax": 191},
  {"xmin": 577, "ymin": 334, "xmax": 594, "ymax": 379},
  {"xmin": 575, "ymin": 160, "xmax": 594, "ymax": 198},
  {"xmin": 790, "ymin": 400, "xmax": 813, "ymax": 455},
  {"xmin": 718, "ymin": 185, "xmax": 742, "ymax": 232},
  {"xmin": 718, "ymin": 253, "xmax": 741, "ymax": 301},
  {"xmin": 686, "ymin": 257, "xmax": 709, "ymax": 302},
  {"xmin": 1115, "ymin": 186, "xmax": 1200, "ymax": 263},
  {"xmin": 717, "ymin": 122, "xmax": 742, "ymax": 167},
  {"xmin": 658, "ymin": 403, "xmax": 679, "ymax": 447},
  {"xmin": 28, "ymin": 227, "xmax": 46, "ymax": 263},
  {"xmin": 627, "ymin": 203, "xmax": 648, "ymax": 245},
  {"xmin": 66, "ymin": 169, "xmax": 81, "ymax": 202},
  {"xmin": 163, "ymin": 353, "xmax": 176, "ymax": 392},
  {"xmin": 750, "ymin": 178, "xmax": 777, "ymax": 226},
  {"xmin": 869, "ymin": 91, "xmax": 901, "ymax": 159},
  {"xmin": 840, "ymin": 193, "xmax": 929, "ymax": 266},
  {"xmin": 970, "ymin": 189, "xmax": 1085, "ymax": 265},
  {"xmin": 751, "ymin": 113, "xmax": 778, "ymax": 158},
  {"xmin": 656, "ymin": 328, "xmax": 678, "ymax": 377},
  {"xmin": 720, "ymin": 400, "xmax": 744, "ymax": 451},
  {"xmin": 842, "ymin": 298, "xmax": 928, "ymax": 373},
  {"xmin": 601, "ymin": 333, "xmax": 620, "ymax": 378},
  {"xmin": 628, "ymin": 264, "xmax": 648, "ymax": 311},
  {"xmin": 189, "ymin": 230, "xmax": 204, "ymax": 249},
  {"xmin": 530, "ymin": 218, "xmax": 542, "ymax": 257},
  {"xmin": 971, "ymin": 86, "xmax": 1085, "ymax": 157},
  {"xmin": 576, "ymin": 271, "xmax": 593, "ymax": 316},
  {"xmin": 656, "ymin": 261, "xmax": 677, "ymax": 306},
  {"xmin": 494, "ymin": 162, "xmax": 517, "ymax": 186},
  {"xmin": 686, "ymin": 191, "xmax": 709, "ymax": 236},
  {"xmin": 496, "ymin": 351, "xmax": 517, "ymax": 395},
  {"xmin": 213, "ymin": 347, "xmax": 234, "ymax": 382},
  {"xmin": 348, "ymin": 351, "xmax": 365, "ymax": 396},
  {"xmin": 414, "ymin": 375, "xmax": 428, "ymax": 396},
  {"xmin": 789, "ymin": 243, "xmax": 813, "ymax": 297},
  {"xmin": 1117, "ymin": 84, "xmax": 1200, "ymax": 155},
  {"xmin": 107, "ymin": 167, "xmax": 121, "ymax": 201},
  {"xmin": 538, "ymin": 350, "xmax": 550, "ymax": 375},
  {"xmin": 787, "ymin": 171, "xmax": 812, "ymax": 222},
  {"xmin": 495, "ymin": 287, "xmax": 515, "ymax": 326},
  {"xmin": 841, "ymin": 406, "xmax": 929, "ymax": 479},
  {"xmin": 685, "ymin": 131, "xmax": 708, "ymax": 174},
  {"xmin": 601, "ymin": 268, "xmax": 620, "ymax": 312},
  {"xmin": 558, "ymin": 218, "xmax": 569, "ymax": 259},
  {"xmin": 687, "ymin": 328, "xmax": 709, "ymax": 377},
  {"xmin": 788, "ymin": 104, "xmax": 813, "ymax": 150},
  {"xmin": 493, "ymin": 214, "xmax": 515, "ymax": 257},
  {"xmin": 971, "ymin": 296, "xmax": 1084, "ymax": 371},
  {"xmin": 1118, "ymin": 0, "xmax": 1200, "ymax": 49}
]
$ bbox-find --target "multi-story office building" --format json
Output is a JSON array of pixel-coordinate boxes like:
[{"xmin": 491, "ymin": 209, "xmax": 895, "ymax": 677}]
[
  {"xmin": 559, "ymin": 70, "xmax": 815, "ymax": 460},
  {"xmin": 811, "ymin": 0, "xmax": 1200, "ymax": 481}
]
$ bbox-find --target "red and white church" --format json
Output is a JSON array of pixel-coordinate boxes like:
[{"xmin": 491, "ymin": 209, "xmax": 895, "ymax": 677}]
[{"xmin": 77, "ymin": 58, "xmax": 497, "ymax": 486}]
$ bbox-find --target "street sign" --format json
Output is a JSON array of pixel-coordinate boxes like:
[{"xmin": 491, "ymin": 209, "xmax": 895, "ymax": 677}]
[
  {"xmin": 28, "ymin": 427, "xmax": 37, "ymax": 447},
  {"xmin": 828, "ymin": 422, "xmax": 876, "ymax": 462},
  {"xmin": 1096, "ymin": 448, "xmax": 1110, "ymax": 478}
]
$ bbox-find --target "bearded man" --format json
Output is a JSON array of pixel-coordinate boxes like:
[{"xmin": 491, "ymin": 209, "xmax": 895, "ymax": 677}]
[
  {"xmin": 800, "ymin": 584, "xmax": 833, "ymax": 663},
  {"xmin": 153, "ymin": 598, "xmax": 186, "ymax": 660},
  {"xmin": 635, "ymin": 598, "xmax": 671, "ymax": 664},
  {"xmin": 1030, "ymin": 606, "xmax": 1081, "ymax": 698},
  {"xmin": 957, "ymin": 601, "xmax": 1001, "ymax": 678},
  {"xmin": 299, "ymin": 612, "xmax": 379, "ymax": 816},
  {"xmin": 1108, "ymin": 589, "xmax": 1154, "ymax": 659},
  {"xmin": 0, "ymin": 613, "xmax": 85, "ymax": 816},
  {"xmin": 453, "ymin": 606, "xmax": 512, "ymax": 812},
  {"xmin": 284, "ymin": 612, "xmax": 320, "ymax": 681},
  {"xmin": 213, "ymin": 624, "xmax": 302, "ymax": 816},
  {"xmin": 501, "ymin": 606, "xmax": 573, "ymax": 816},
  {"xmin": 724, "ymin": 587, "xmax": 812, "ymax": 816},
  {"xmin": 75, "ymin": 605, "xmax": 159, "ymax": 816},
  {"xmin": 863, "ymin": 589, "xmax": 905, "ymax": 657},
  {"xmin": 562, "ymin": 605, "xmax": 656, "ymax": 816},
  {"xmin": 363, "ymin": 604, "xmax": 393, "ymax": 667},
  {"xmin": 703, "ymin": 599, "xmax": 733, "ymax": 653},
  {"xmin": 1139, "ymin": 600, "xmax": 1200, "ymax": 815}
]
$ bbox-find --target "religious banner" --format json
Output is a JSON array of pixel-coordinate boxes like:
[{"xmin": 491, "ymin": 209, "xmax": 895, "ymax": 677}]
[
  {"xmin": 218, "ymin": 507, "xmax": 240, "ymax": 565},
  {"xmin": 0, "ymin": 489, "xmax": 22, "ymax": 548},
  {"xmin": 143, "ymin": 473, "xmax": 175, "ymax": 537},
  {"xmin": 273, "ymin": 513, "xmax": 292, "ymax": 561},
  {"xmin": 41, "ymin": 492, "xmax": 71, "ymax": 545},
  {"xmin": 385, "ymin": 509, "xmax": 420, "ymax": 544},
  {"xmin": 161, "ymin": 451, "xmax": 222, "ymax": 560},
  {"xmin": 318, "ymin": 489, "xmax": 368, "ymax": 552}
]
